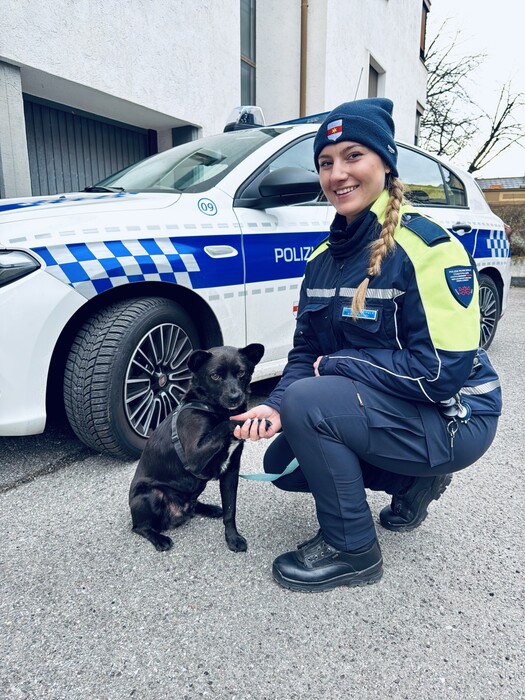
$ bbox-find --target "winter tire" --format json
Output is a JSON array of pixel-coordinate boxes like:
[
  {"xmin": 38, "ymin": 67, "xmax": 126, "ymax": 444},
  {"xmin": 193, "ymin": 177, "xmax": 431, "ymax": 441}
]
[{"xmin": 64, "ymin": 297, "xmax": 199, "ymax": 458}]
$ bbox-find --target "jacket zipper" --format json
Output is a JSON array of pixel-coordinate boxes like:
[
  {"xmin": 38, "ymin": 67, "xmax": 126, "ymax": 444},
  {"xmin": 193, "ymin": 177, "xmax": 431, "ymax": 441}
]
[{"xmin": 333, "ymin": 262, "xmax": 346, "ymax": 348}]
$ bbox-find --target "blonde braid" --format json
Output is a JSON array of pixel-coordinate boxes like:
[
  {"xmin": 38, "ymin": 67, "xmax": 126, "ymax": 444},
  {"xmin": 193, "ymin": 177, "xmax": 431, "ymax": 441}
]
[{"xmin": 351, "ymin": 176, "xmax": 405, "ymax": 318}]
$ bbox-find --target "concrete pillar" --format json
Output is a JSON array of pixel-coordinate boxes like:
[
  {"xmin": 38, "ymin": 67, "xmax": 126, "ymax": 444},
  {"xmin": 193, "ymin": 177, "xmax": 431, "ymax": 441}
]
[{"xmin": 0, "ymin": 61, "xmax": 32, "ymax": 199}]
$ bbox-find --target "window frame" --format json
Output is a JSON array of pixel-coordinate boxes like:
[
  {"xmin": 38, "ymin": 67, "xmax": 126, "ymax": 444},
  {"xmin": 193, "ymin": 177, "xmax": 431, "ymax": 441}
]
[{"xmin": 241, "ymin": 0, "xmax": 256, "ymax": 104}]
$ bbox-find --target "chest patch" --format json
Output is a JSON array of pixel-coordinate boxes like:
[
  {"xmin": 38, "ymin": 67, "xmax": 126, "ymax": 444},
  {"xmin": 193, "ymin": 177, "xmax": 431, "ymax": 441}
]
[
  {"xmin": 342, "ymin": 307, "xmax": 378, "ymax": 321},
  {"xmin": 444, "ymin": 266, "xmax": 475, "ymax": 307}
]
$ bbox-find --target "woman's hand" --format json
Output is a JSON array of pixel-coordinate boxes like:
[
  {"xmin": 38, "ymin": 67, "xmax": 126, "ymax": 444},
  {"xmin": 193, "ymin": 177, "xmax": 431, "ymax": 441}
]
[
  {"xmin": 313, "ymin": 356, "xmax": 324, "ymax": 376},
  {"xmin": 230, "ymin": 405, "xmax": 281, "ymax": 441}
]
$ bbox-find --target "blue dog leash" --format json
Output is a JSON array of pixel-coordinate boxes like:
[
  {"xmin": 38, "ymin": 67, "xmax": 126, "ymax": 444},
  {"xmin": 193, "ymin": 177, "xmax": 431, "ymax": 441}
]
[{"xmin": 240, "ymin": 457, "xmax": 299, "ymax": 481}]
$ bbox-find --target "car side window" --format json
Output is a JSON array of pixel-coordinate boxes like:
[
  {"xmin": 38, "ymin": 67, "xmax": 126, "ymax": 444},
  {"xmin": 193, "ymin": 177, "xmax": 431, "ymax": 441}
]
[
  {"xmin": 397, "ymin": 145, "xmax": 466, "ymax": 207},
  {"xmin": 268, "ymin": 137, "xmax": 317, "ymax": 174},
  {"xmin": 443, "ymin": 168, "xmax": 467, "ymax": 207}
]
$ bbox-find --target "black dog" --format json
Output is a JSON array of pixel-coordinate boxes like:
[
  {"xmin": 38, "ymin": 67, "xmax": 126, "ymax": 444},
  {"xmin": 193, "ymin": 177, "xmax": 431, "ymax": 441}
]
[{"xmin": 129, "ymin": 343, "xmax": 265, "ymax": 552}]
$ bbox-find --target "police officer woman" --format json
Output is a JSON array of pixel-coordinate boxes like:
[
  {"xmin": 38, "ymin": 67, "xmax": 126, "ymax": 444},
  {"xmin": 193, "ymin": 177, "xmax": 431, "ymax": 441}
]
[{"xmin": 232, "ymin": 98, "xmax": 501, "ymax": 592}]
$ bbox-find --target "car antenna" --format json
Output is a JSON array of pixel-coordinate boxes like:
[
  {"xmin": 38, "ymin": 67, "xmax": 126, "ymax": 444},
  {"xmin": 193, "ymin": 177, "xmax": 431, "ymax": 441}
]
[{"xmin": 354, "ymin": 67, "xmax": 363, "ymax": 100}]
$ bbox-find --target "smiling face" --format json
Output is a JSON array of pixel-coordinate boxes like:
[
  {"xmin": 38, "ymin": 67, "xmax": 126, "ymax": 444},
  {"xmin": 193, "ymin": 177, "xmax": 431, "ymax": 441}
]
[{"xmin": 318, "ymin": 141, "xmax": 390, "ymax": 224}]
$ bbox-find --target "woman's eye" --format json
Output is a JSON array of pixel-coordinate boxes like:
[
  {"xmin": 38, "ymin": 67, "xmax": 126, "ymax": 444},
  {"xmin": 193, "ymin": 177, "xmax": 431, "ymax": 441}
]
[
  {"xmin": 347, "ymin": 152, "xmax": 362, "ymax": 160},
  {"xmin": 319, "ymin": 161, "xmax": 331, "ymax": 169}
]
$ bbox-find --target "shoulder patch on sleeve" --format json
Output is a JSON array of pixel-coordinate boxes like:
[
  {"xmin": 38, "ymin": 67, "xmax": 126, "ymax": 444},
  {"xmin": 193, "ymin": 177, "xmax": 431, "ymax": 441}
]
[
  {"xmin": 401, "ymin": 213, "xmax": 450, "ymax": 246},
  {"xmin": 445, "ymin": 265, "xmax": 475, "ymax": 307}
]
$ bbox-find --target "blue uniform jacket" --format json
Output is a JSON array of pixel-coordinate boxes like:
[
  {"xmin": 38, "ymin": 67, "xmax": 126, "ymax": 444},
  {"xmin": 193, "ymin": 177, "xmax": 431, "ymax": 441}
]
[{"xmin": 266, "ymin": 190, "xmax": 502, "ymax": 420}]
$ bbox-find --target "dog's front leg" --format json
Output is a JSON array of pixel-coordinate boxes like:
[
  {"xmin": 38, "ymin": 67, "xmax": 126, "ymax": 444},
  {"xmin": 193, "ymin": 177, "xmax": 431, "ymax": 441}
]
[
  {"xmin": 184, "ymin": 422, "xmax": 238, "ymax": 477},
  {"xmin": 219, "ymin": 446, "xmax": 247, "ymax": 552}
]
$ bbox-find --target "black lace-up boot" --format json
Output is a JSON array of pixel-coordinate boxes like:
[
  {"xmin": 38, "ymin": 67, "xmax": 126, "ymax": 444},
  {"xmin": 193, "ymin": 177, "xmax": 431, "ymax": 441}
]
[
  {"xmin": 272, "ymin": 534, "xmax": 383, "ymax": 592},
  {"xmin": 379, "ymin": 474, "xmax": 452, "ymax": 532}
]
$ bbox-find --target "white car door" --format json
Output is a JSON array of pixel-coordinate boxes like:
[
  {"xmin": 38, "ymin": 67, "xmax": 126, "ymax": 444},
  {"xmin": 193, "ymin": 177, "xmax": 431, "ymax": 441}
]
[{"xmin": 233, "ymin": 135, "xmax": 332, "ymax": 369}]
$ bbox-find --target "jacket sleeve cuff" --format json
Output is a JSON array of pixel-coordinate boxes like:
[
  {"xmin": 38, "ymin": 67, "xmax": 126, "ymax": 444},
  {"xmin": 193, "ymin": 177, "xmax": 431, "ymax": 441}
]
[
  {"xmin": 318, "ymin": 354, "xmax": 339, "ymax": 375},
  {"xmin": 263, "ymin": 398, "xmax": 281, "ymax": 412}
]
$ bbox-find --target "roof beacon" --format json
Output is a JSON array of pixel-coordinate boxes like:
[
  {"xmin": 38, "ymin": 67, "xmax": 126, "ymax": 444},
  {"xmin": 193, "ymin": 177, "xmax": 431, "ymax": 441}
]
[{"xmin": 224, "ymin": 106, "xmax": 265, "ymax": 132}]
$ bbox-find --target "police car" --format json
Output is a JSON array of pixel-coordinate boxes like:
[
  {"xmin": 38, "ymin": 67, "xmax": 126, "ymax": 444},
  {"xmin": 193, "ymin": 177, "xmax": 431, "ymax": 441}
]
[{"xmin": 0, "ymin": 107, "xmax": 510, "ymax": 458}]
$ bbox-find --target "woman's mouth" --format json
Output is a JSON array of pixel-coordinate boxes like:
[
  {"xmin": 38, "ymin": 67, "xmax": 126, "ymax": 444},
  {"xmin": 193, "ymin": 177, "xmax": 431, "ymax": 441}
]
[{"xmin": 335, "ymin": 185, "xmax": 359, "ymax": 196}]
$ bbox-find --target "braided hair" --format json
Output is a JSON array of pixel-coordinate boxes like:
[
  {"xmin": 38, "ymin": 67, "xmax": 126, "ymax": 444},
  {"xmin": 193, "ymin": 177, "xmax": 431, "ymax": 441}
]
[{"xmin": 351, "ymin": 175, "xmax": 405, "ymax": 318}]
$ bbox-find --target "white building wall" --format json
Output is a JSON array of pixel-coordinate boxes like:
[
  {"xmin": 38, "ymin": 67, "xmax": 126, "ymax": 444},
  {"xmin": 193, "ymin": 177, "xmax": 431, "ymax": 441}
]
[
  {"xmin": 257, "ymin": 0, "xmax": 427, "ymax": 143},
  {"xmin": 255, "ymin": 0, "xmax": 302, "ymax": 124},
  {"xmin": 0, "ymin": 0, "xmax": 427, "ymax": 196},
  {"xmin": 0, "ymin": 0, "xmax": 240, "ymax": 136},
  {"xmin": 311, "ymin": 0, "xmax": 427, "ymax": 143}
]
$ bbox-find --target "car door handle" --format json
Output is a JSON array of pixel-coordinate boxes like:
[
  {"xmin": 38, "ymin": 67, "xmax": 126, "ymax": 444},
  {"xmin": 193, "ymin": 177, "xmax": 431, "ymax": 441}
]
[
  {"xmin": 451, "ymin": 223, "xmax": 472, "ymax": 234},
  {"xmin": 203, "ymin": 245, "xmax": 238, "ymax": 258}
]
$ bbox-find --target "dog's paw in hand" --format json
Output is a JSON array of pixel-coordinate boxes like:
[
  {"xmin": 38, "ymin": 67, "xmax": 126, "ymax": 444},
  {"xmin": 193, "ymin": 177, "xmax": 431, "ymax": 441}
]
[
  {"xmin": 226, "ymin": 533, "xmax": 248, "ymax": 552},
  {"xmin": 230, "ymin": 418, "xmax": 272, "ymax": 434}
]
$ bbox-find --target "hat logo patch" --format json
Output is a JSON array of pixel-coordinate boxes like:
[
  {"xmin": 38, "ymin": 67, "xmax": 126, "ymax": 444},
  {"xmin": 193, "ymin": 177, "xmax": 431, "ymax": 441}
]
[
  {"xmin": 387, "ymin": 144, "xmax": 396, "ymax": 154},
  {"xmin": 327, "ymin": 119, "xmax": 343, "ymax": 141}
]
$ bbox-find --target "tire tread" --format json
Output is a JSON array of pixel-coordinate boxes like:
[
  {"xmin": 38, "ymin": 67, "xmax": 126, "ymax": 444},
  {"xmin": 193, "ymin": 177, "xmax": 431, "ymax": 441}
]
[{"xmin": 64, "ymin": 298, "xmax": 193, "ymax": 458}]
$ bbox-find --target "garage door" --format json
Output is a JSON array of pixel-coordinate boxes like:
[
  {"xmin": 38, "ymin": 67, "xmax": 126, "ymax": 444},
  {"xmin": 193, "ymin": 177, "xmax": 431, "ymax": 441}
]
[{"xmin": 24, "ymin": 96, "xmax": 155, "ymax": 196}]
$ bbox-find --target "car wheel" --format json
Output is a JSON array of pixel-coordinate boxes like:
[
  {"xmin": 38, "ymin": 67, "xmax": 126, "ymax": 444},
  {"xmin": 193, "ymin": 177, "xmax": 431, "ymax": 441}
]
[
  {"xmin": 479, "ymin": 274, "xmax": 500, "ymax": 350},
  {"xmin": 64, "ymin": 297, "xmax": 199, "ymax": 458}
]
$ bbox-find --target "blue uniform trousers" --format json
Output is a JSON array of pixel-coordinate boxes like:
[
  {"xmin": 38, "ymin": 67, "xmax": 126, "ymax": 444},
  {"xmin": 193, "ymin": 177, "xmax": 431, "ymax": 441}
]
[{"xmin": 263, "ymin": 376, "xmax": 498, "ymax": 552}]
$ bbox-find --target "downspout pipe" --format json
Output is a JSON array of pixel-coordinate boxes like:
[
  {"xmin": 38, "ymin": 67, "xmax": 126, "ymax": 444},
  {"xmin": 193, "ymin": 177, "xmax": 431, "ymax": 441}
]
[{"xmin": 300, "ymin": 0, "xmax": 308, "ymax": 116}]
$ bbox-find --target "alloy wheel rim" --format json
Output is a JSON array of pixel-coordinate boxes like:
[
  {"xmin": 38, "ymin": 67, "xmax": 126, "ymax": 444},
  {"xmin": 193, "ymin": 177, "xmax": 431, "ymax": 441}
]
[
  {"xmin": 124, "ymin": 323, "xmax": 194, "ymax": 437},
  {"xmin": 479, "ymin": 285, "xmax": 497, "ymax": 348}
]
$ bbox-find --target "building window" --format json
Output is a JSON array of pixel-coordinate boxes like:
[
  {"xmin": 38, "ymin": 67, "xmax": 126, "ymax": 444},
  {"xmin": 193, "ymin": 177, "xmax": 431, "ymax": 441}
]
[
  {"xmin": 420, "ymin": 0, "xmax": 431, "ymax": 61},
  {"xmin": 368, "ymin": 65, "xmax": 379, "ymax": 98},
  {"xmin": 368, "ymin": 56, "xmax": 384, "ymax": 98},
  {"xmin": 241, "ymin": 0, "xmax": 256, "ymax": 104},
  {"xmin": 415, "ymin": 103, "xmax": 424, "ymax": 145}
]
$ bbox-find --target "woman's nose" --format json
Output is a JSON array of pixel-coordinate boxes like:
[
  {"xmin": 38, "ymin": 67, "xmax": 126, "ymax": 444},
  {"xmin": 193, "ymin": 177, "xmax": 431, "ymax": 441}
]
[{"xmin": 330, "ymin": 159, "xmax": 347, "ymax": 182}]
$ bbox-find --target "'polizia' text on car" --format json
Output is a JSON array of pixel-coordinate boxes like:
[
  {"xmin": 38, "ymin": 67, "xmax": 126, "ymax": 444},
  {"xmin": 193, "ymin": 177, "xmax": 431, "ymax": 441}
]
[{"xmin": 0, "ymin": 109, "xmax": 510, "ymax": 458}]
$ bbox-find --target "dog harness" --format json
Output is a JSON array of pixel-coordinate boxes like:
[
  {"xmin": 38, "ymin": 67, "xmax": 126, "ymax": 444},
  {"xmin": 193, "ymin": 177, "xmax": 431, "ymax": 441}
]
[{"xmin": 171, "ymin": 400, "xmax": 217, "ymax": 479}]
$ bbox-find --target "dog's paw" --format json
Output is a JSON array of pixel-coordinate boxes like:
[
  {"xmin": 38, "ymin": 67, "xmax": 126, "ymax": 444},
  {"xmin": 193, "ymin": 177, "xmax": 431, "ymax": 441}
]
[
  {"xmin": 154, "ymin": 535, "xmax": 174, "ymax": 552},
  {"xmin": 226, "ymin": 533, "xmax": 248, "ymax": 553},
  {"xmin": 230, "ymin": 418, "xmax": 272, "ymax": 431}
]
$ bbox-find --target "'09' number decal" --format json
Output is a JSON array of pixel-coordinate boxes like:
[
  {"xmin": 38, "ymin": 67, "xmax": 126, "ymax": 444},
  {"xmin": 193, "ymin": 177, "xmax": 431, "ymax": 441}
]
[{"xmin": 198, "ymin": 198, "xmax": 217, "ymax": 216}]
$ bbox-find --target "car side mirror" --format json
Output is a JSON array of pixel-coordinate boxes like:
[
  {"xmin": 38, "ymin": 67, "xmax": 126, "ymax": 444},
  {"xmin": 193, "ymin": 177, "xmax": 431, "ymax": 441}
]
[{"xmin": 235, "ymin": 167, "xmax": 321, "ymax": 209}]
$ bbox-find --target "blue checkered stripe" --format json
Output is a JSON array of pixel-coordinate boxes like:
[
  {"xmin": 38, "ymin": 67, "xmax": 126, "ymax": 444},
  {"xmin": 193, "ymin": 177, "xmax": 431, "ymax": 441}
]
[
  {"xmin": 484, "ymin": 229, "xmax": 510, "ymax": 258},
  {"xmin": 32, "ymin": 239, "xmax": 200, "ymax": 298}
]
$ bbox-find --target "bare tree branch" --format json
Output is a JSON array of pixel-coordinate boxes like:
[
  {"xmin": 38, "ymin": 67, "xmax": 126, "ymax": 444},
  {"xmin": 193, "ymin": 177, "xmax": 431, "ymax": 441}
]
[
  {"xmin": 467, "ymin": 84, "xmax": 525, "ymax": 172},
  {"xmin": 419, "ymin": 19, "xmax": 525, "ymax": 172}
]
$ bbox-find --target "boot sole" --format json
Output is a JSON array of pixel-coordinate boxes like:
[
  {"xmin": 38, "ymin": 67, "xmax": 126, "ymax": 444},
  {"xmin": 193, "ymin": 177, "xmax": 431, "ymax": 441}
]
[
  {"xmin": 272, "ymin": 559, "xmax": 383, "ymax": 592},
  {"xmin": 380, "ymin": 474, "xmax": 452, "ymax": 532}
]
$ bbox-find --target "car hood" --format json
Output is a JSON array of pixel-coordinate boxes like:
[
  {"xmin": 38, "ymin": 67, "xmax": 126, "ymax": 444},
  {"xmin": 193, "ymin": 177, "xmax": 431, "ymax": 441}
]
[
  {"xmin": 0, "ymin": 191, "xmax": 181, "ymax": 224},
  {"xmin": 0, "ymin": 192, "xmax": 181, "ymax": 248}
]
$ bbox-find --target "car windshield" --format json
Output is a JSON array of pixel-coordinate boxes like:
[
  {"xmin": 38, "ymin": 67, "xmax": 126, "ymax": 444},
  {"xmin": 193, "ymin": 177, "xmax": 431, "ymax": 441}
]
[{"xmin": 94, "ymin": 127, "xmax": 289, "ymax": 193}]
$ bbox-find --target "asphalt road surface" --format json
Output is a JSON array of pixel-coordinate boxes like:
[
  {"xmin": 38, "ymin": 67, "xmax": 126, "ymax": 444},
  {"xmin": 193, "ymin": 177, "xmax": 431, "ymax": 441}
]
[{"xmin": 1, "ymin": 288, "xmax": 524, "ymax": 700}]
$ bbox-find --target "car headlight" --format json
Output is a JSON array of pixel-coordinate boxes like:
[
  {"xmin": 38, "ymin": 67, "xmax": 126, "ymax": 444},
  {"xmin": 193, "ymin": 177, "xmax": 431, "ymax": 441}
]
[{"xmin": 0, "ymin": 250, "xmax": 41, "ymax": 287}]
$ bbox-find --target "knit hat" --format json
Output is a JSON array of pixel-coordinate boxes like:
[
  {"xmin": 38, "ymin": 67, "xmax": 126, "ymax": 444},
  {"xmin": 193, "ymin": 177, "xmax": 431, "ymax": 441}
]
[{"xmin": 313, "ymin": 98, "xmax": 398, "ymax": 176}]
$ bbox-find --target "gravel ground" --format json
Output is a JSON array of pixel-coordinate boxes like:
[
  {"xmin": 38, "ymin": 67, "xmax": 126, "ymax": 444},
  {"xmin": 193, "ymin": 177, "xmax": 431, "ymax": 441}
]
[{"xmin": 1, "ymin": 288, "xmax": 524, "ymax": 700}]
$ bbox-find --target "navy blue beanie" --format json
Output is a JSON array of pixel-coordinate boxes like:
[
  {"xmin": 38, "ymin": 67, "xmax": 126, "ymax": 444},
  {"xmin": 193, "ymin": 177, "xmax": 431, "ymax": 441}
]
[{"xmin": 313, "ymin": 98, "xmax": 398, "ymax": 176}]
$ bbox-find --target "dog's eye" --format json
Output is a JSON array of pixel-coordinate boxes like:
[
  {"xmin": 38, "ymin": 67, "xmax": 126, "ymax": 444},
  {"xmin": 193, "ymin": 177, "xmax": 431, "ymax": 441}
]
[
  {"xmin": 237, "ymin": 370, "xmax": 246, "ymax": 378},
  {"xmin": 210, "ymin": 372, "xmax": 221, "ymax": 381}
]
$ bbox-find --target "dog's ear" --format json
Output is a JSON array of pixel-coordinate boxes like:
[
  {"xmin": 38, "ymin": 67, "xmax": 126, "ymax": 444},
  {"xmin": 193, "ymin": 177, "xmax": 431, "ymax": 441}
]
[
  {"xmin": 239, "ymin": 343, "xmax": 265, "ymax": 366},
  {"xmin": 187, "ymin": 349, "xmax": 213, "ymax": 373}
]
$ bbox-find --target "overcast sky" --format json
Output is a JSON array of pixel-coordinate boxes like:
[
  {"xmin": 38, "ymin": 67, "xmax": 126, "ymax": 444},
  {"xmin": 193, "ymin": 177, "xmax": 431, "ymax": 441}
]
[{"xmin": 428, "ymin": 0, "xmax": 524, "ymax": 178}]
